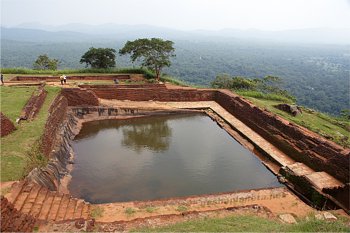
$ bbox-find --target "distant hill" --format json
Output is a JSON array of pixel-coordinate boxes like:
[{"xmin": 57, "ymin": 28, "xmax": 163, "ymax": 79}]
[
  {"xmin": 3, "ymin": 24, "xmax": 350, "ymax": 44},
  {"xmin": 0, "ymin": 27, "xmax": 97, "ymax": 42},
  {"xmin": 1, "ymin": 25, "xmax": 349, "ymax": 115}
]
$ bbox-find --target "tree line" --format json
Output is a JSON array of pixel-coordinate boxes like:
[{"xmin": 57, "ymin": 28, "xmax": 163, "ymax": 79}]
[{"xmin": 33, "ymin": 38, "xmax": 175, "ymax": 81}]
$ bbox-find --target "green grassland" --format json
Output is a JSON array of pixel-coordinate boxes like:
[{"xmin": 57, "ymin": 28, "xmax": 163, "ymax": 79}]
[
  {"xmin": 0, "ymin": 86, "xmax": 37, "ymax": 122},
  {"xmin": 135, "ymin": 214, "xmax": 349, "ymax": 232},
  {"xmin": 0, "ymin": 86, "xmax": 61, "ymax": 181}
]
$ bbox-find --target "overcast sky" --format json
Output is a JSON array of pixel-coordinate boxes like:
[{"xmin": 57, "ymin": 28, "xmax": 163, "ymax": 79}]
[{"xmin": 1, "ymin": 0, "xmax": 350, "ymax": 30}]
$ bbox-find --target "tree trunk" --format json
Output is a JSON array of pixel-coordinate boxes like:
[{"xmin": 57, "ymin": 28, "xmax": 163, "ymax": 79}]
[{"xmin": 155, "ymin": 67, "xmax": 160, "ymax": 82}]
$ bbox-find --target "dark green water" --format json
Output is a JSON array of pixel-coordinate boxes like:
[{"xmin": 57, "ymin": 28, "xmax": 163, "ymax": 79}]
[{"xmin": 69, "ymin": 113, "xmax": 281, "ymax": 204}]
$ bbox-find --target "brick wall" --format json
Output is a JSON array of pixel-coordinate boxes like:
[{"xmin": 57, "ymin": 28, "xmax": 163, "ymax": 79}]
[
  {"xmin": 91, "ymin": 88, "xmax": 217, "ymax": 101},
  {"xmin": 20, "ymin": 86, "xmax": 47, "ymax": 120},
  {"xmin": 215, "ymin": 90, "xmax": 349, "ymax": 183},
  {"xmin": 49, "ymin": 87, "xmax": 350, "ymax": 183},
  {"xmin": 61, "ymin": 88, "xmax": 99, "ymax": 106},
  {"xmin": 0, "ymin": 112, "xmax": 16, "ymax": 137},
  {"xmin": 1, "ymin": 196, "xmax": 36, "ymax": 232},
  {"xmin": 11, "ymin": 74, "xmax": 130, "ymax": 81},
  {"xmin": 78, "ymin": 83, "xmax": 167, "ymax": 89},
  {"xmin": 41, "ymin": 95, "xmax": 69, "ymax": 156}
]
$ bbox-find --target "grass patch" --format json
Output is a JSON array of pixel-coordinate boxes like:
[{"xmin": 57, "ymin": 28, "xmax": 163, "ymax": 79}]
[
  {"xmin": 241, "ymin": 97, "xmax": 350, "ymax": 147},
  {"xmin": 125, "ymin": 207, "xmax": 137, "ymax": 216},
  {"xmin": 176, "ymin": 205, "xmax": 189, "ymax": 212},
  {"xmin": 135, "ymin": 214, "xmax": 350, "ymax": 232},
  {"xmin": 21, "ymin": 139, "xmax": 48, "ymax": 178},
  {"xmin": 145, "ymin": 206, "xmax": 158, "ymax": 213},
  {"xmin": 236, "ymin": 90, "xmax": 295, "ymax": 103},
  {"xmin": 161, "ymin": 75, "xmax": 188, "ymax": 86},
  {"xmin": 91, "ymin": 206, "xmax": 104, "ymax": 218},
  {"xmin": 0, "ymin": 86, "xmax": 37, "ymax": 122},
  {"xmin": 0, "ymin": 86, "xmax": 61, "ymax": 181}
]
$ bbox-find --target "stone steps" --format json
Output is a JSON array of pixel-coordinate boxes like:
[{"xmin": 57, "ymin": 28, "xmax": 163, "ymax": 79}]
[{"xmin": 8, "ymin": 182, "xmax": 91, "ymax": 222}]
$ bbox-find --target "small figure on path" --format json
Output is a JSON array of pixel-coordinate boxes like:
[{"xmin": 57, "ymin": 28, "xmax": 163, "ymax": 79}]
[
  {"xmin": 1, "ymin": 73, "xmax": 4, "ymax": 85},
  {"xmin": 114, "ymin": 79, "xmax": 119, "ymax": 84},
  {"xmin": 60, "ymin": 75, "xmax": 66, "ymax": 85},
  {"xmin": 63, "ymin": 75, "xmax": 67, "ymax": 84}
]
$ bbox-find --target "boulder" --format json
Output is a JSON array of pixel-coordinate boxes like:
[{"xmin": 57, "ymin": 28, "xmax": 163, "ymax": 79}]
[
  {"xmin": 274, "ymin": 104, "xmax": 302, "ymax": 116},
  {"xmin": 279, "ymin": 213, "xmax": 297, "ymax": 224}
]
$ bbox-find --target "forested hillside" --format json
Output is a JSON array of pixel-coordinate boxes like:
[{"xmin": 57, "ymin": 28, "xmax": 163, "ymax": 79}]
[{"xmin": 1, "ymin": 35, "xmax": 349, "ymax": 115}]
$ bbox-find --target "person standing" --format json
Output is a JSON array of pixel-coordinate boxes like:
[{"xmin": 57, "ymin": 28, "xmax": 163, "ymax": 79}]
[
  {"xmin": 1, "ymin": 73, "xmax": 4, "ymax": 85},
  {"xmin": 60, "ymin": 75, "xmax": 67, "ymax": 85}
]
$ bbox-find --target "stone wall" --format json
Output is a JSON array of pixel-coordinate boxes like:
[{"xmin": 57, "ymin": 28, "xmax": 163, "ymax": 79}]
[
  {"xmin": 11, "ymin": 74, "xmax": 130, "ymax": 81},
  {"xmin": 26, "ymin": 94, "xmax": 74, "ymax": 190},
  {"xmin": 78, "ymin": 83, "xmax": 167, "ymax": 89},
  {"xmin": 55, "ymin": 87, "xmax": 350, "ymax": 184},
  {"xmin": 61, "ymin": 88, "xmax": 99, "ymax": 106},
  {"xmin": 214, "ymin": 90, "xmax": 349, "ymax": 183},
  {"xmin": 0, "ymin": 112, "xmax": 16, "ymax": 137},
  {"xmin": 41, "ymin": 95, "xmax": 69, "ymax": 156},
  {"xmin": 27, "ymin": 86, "xmax": 349, "ymax": 209},
  {"xmin": 1, "ymin": 196, "xmax": 36, "ymax": 232},
  {"xmin": 20, "ymin": 85, "xmax": 47, "ymax": 120},
  {"xmin": 90, "ymin": 88, "xmax": 217, "ymax": 102}
]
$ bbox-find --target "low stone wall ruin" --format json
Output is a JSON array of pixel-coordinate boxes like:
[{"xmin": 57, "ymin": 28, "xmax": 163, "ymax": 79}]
[
  {"xmin": 61, "ymin": 88, "xmax": 99, "ymax": 106},
  {"xmin": 215, "ymin": 90, "xmax": 349, "ymax": 184},
  {"xmin": 0, "ymin": 112, "xmax": 16, "ymax": 137},
  {"xmin": 1, "ymin": 196, "xmax": 36, "ymax": 232},
  {"xmin": 57, "ymin": 87, "xmax": 349, "ymax": 184},
  {"xmin": 78, "ymin": 83, "xmax": 167, "ymax": 89},
  {"xmin": 11, "ymin": 74, "xmax": 131, "ymax": 82},
  {"xmin": 20, "ymin": 85, "xmax": 47, "ymax": 120},
  {"xmin": 25, "ymin": 86, "xmax": 349, "ymax": 213},
  {"xmin": 90, "ymin": 87, "xmax": 217, "ymax": 102}
]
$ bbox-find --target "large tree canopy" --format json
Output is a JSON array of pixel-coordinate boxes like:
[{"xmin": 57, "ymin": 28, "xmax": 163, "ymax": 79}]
[
  {"xmin": 119, "ymin": 38, "xmax": 175, "ymax": 81},
  {"xmin": 80, "ymin": 47, "xmax": 116, "ymax": 69},
  {"xmin": 33, "ymin": 54, "xmax": 59, "ymax": 70}
]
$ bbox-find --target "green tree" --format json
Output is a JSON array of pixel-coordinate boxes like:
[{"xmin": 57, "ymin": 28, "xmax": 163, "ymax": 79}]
[
  {"xmin": 80, "ymin": 47, "xmax": 116, "ymax": 69},
  {"xmin": 119, "ymin": 38, "xmax": 175, "ymax": 81},
  {"xmin": 340, "ymin": 109, "xmax": 350, "ymax": 120},
  {"xmin": 33, "ymin": 54, "xmax": 59, "ymax": 70}
]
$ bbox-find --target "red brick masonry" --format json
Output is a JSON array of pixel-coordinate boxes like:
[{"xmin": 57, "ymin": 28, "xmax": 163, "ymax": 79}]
[
  {"xmin": 20, "ymin": 86, "xmax": 47, "ymax": 120},
  {"xmin": 1, "ymin": 196, "xmax": 36, "ymax": 232},
  {"xmin": 11, "ymin": 75, "xmax": 130, "ymax": 81},
  {"xmin": 0, "ymin": 112, "xmax": 16, "ymax": 137},
  {"xmin": 66, "ymin": 86, "xmax": 349, "ymax": 184}
]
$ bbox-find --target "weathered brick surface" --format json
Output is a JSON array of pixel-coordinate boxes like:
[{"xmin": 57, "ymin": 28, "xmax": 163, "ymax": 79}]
[
  {"xmin": 61, "ymin": 88, "xmax": 99, "ymax": 106},
  {"xmin": 78, "ymin": 83, "xmax": 167, "ymax": 89},
  {"xmin": 51, "ymin": 87, "xmax": 349, "ymax": 183},
  {"xmin": 214, "ymin": 90, "xmax": 349, "ymax": 183},
  {"xmin": 91, "ymin": 88, "xmax": 217, "ymax": 102},
  {"xmin": 41, "ymin": 95, "xmax": 69, "ymax": 156},
  {"xmin": 21, "ymin": 85, "xmax": 47, "ymax": 120},
  {"xmin": 11, "ymin": 74, "xmax": 130, "ymax": 81},
  {"xmin": 1, "ymin": 196, "xmax": 36, "ymax": 232},
  {"xmin": 0, "ymin": 112, "xmax": 16, "ymax": 137}
]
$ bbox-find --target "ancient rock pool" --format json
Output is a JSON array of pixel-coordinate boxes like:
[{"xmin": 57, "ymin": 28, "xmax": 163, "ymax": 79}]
[{"xmin": 69, "ymin": 113, "xmax": 282, "ymax": 204}]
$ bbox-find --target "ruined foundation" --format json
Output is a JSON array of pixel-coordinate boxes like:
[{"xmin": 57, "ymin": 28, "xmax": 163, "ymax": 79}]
[{"xmin": 22, "ymin": 84, "xmax": 349, "ymax": 214}]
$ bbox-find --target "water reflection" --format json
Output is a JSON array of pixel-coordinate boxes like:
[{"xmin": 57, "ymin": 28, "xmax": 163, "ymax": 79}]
[
  {"xmin": 121, "ymin": 120, "xmax": 171, "ymax": 153},
  {"xmin": 70, "ymin": 113, "xmax": 282, "ymax": 203}
]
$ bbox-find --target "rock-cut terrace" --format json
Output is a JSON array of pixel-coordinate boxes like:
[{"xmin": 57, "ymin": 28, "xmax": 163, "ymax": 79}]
[{"xmin": 1, "ymin": 74, "xmax": 349, "ymax": 232}]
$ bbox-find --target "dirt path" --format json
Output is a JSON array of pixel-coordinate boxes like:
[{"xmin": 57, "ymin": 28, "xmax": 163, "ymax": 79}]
[{"xmin": 94, "ymin": 187, "xmax": 314, "ymax": 223}]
